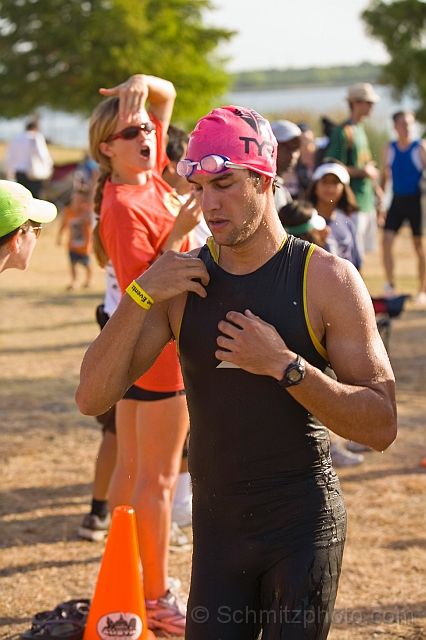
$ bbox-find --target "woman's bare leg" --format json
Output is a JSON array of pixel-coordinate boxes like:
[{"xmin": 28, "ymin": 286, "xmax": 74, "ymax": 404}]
[
  {"xmin": 132, "ymin": 394, "xmax": 189, "ymax": 600},
  {"xmin": 93, "ymin": 430, "xmax": 117, "ymax": 501},
  {"xmin": 108, "ymin": 399, "xmax": 138, "ymax": 510}
]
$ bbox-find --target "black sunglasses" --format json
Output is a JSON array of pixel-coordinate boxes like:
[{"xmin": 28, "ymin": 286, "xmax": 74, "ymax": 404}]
[{"xmin": 106, "ymin": 122, "xmax": 156, "ymax": 142}]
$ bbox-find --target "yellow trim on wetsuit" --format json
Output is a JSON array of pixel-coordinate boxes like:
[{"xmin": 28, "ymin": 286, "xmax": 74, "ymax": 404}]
[
  {"xmin": 175, "ymin": 317, "xmax": 182, "ymax": 356},
  {"xmin": 207, "ymin": 236, "xmax": 219, "ymax": 263},
  {"xmin": 303, "ymin": 244, "xmax": 329, "ymax": 361}
]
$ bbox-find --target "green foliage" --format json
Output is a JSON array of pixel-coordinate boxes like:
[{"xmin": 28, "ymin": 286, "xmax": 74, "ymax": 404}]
[
  {"xmin": 362, "ymin": 0, "xmax": 426, "ymax": 121},
  {"xmin": 0, "ymin": 0, "xmax": 234, "ymax": 125},
  {"xmin": 231, "ymin": 62, "xmax": 382, "ymax": 92}
]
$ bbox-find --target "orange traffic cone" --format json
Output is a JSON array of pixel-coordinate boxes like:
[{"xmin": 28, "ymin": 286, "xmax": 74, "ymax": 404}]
[{"xmin": 84, "ymin": 505, "xmax": 156, "ymax": 640}]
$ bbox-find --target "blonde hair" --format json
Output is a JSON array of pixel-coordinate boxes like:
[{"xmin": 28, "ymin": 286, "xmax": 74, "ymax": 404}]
[
  {"xmin": 89, "ymin": 96, "xmax": 119, "ymax": 170},
  {"xmin": 89, "ymin": 97, "xmax": 120, "ymax": 267}
]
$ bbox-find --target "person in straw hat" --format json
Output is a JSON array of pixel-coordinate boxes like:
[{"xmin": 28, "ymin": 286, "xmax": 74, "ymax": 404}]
[{"xmin": 326, "ymin": 82, "xmax": 384, "ymax": 260}]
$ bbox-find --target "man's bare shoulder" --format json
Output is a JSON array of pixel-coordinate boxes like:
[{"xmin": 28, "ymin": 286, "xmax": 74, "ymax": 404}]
[
  {"xmin": 306, "ymin": 246, "xmax": 375, "ymax": 338},
  {"xmin": 308, "ymin": 244, "xmax": 361, "ymax": 281},
  {"xmin": 309, "ymin": 246, "xmax": 370, "ymax": 301}
]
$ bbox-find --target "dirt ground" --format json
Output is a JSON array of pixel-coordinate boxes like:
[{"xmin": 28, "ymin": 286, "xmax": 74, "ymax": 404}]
[{"xmin": 1, "ymin": 221, "xmax": 425, "ymax": 640}]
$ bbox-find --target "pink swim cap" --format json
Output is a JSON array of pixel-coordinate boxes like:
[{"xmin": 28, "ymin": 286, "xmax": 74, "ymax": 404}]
[{"xmin": 186, "ymin": 106, "xmax": 277, "ymax": 179}]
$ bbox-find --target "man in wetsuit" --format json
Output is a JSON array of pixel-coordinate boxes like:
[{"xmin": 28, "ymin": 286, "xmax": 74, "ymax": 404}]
[{"xmin": 76, "ymin": 106, "xmax": 397, "ymax": 640}]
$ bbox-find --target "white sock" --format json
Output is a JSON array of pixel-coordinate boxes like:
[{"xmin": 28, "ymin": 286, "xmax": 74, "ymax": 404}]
[{"xmin": 173, "ymin": 472, "xmax": 191, "ymax": 507}]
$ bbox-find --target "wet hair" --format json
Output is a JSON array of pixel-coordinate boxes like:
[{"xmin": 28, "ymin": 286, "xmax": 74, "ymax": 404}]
[
  {"xmin": 88, "ymin": 97, "xmax": 120, "ymax": 268},
  {"xmin": 166, "ymin": 125, "xmax": 189, "ymax": 162},
  {"xmin": 277, "ymin": 201, "xmax": 318, "ymax": 243},
  {"xmin": 305, "ymin": 158, "xmax": 358, "ymax": 215},
  {"xmin": 392, "ymin": 110, "xmax": 414, "ymax": 124},
  {"xmin": 248, "ymin": 169, "xmax": 261, "ymax": 185}
]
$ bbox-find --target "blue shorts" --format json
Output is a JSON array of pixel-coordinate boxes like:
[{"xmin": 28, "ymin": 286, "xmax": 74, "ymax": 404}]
[{"xmin": 69, "ymin": 251, "xmax": 90, "ymax": 267}]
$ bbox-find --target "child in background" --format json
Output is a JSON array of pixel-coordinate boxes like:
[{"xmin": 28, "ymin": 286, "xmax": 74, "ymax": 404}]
[
  {"xmin": 278, "ymin": 200, "xmax": 328, "ymax": 247},
  {"xmin": 57, "ymin": 186, "xmax": 94, "ymax": 289},
  {"xmin": 306, "ymin": 160, "xmax": 362, "ymax": 270}
]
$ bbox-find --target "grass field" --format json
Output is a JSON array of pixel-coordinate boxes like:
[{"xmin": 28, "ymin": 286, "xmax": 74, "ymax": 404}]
[{"xmin": 1, "ymin": 221, "xmax": 425, "ymax": 640}]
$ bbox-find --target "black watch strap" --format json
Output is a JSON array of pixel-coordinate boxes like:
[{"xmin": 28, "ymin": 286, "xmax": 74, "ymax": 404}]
[{"xmin": 275, "ymin": 355, "xmax": 306, "ymax": 389}]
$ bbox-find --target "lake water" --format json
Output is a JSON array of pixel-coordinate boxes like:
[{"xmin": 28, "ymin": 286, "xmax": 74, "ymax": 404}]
[{"xmin": 0, "ymin": 84, "xmax": 417, "ymax": 149}]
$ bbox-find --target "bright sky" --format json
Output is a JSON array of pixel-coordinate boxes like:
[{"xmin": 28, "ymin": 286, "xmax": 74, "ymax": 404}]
[{"xmin": 205, "ymin": 0, "xmax": 389, "ymax": 72}]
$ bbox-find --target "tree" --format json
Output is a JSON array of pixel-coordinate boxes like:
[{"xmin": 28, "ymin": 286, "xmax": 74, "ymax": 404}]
[
  {"xmin": 362, "ymin": 0, "xmax": 426, "ymax": 121},
  {"xmin": 0, "ymin": 0, "xmax": 234, "ymax": 126}
]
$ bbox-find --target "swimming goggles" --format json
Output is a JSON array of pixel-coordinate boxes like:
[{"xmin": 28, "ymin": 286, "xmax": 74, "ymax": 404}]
[
  {"xmin": 106, "ymin": 122, "xmax": 156, "ymax": 142},
  {"xmin": 176, "ymin": 154, "xmax": 246, "ymax": 178}
]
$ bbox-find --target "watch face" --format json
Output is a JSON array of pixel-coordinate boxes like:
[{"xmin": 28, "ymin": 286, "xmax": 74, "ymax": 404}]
[{"xmin": 288, "ymin": 368, "xmax": 302, "ymax": 383}]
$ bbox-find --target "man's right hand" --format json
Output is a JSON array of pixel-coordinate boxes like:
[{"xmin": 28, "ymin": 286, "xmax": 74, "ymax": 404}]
[{"xmin": 137, "ymin": 250, "xmax": 210, "ymax": 303}]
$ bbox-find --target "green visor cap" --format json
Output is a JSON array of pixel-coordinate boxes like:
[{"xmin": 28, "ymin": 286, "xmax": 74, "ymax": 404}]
[{"xmin": 0, "ymin": 180, "xmax": 57, "ymax": 238}]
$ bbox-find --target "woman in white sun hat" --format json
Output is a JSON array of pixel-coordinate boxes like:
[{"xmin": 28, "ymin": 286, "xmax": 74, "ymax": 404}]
[{"xmin": 306, "ymin": 160, "xmax": 362, "ymax": 270}]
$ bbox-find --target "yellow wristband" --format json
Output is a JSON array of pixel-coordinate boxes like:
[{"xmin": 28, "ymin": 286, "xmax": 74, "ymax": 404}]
[{"xmin": 126, "ymin": 281, "xmax": 154, "ymax": 310}]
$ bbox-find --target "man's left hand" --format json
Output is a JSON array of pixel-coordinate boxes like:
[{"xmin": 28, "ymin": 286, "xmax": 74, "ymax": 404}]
[{"xmin": 216, "ymin": 309, "xmax": 296, "ymax": 380}]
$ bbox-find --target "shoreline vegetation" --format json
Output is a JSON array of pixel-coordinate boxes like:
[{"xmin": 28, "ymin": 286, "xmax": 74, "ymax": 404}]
[
  {"xmin": 0, "ymin": 62, "xmax": 386, "ymax": 168},
  {"xmin": 230, "ymin": 61, "xmax": 382, "ymax": 92}
]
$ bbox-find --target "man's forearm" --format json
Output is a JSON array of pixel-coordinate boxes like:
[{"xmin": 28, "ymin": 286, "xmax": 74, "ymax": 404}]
[
  {"xmin": 76, "ymin": 295, "xmax": 151, "ymax": 416},
  {"xmin": 145, "ymin": 75, "xmax": 176, "ymax": 106},
  {"xmin": 288, "ymin": 362, "xmax": 397, "ymax": 451},
  {"xmin": 347, "ymin": 165, "xmax": 369, "ymax": 179}
]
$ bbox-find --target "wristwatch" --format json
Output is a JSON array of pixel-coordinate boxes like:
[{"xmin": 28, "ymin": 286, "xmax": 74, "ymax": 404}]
[{"xmin": 276, "ymin": 355, "xmax": 306, "ymax": 389}]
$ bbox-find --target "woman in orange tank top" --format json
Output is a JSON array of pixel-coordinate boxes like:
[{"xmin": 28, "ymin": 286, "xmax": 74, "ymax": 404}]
[{"xmin": 88, "ymin": 74, "xmax": 201, "ymax": 637}]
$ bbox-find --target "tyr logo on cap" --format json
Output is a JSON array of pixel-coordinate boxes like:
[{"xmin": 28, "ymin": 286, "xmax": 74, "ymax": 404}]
[
  {"xmin": 234, "ymin": 108, "xmax": 275, "ymax": 158},
  {"xmin": 234, "ymin": 107, "xmax": 268, "ymax": 135}
]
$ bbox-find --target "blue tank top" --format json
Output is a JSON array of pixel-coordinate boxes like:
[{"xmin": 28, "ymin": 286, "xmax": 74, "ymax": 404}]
[{"xmin": 389, "ymin": 140, "xmax": 422, "ymax": 195}]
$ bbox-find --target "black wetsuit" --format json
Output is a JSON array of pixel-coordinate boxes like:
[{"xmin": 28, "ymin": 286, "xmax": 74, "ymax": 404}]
[{"xmin": 179, "ymin": 236, "xmax": 347, "ymax": 640}]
